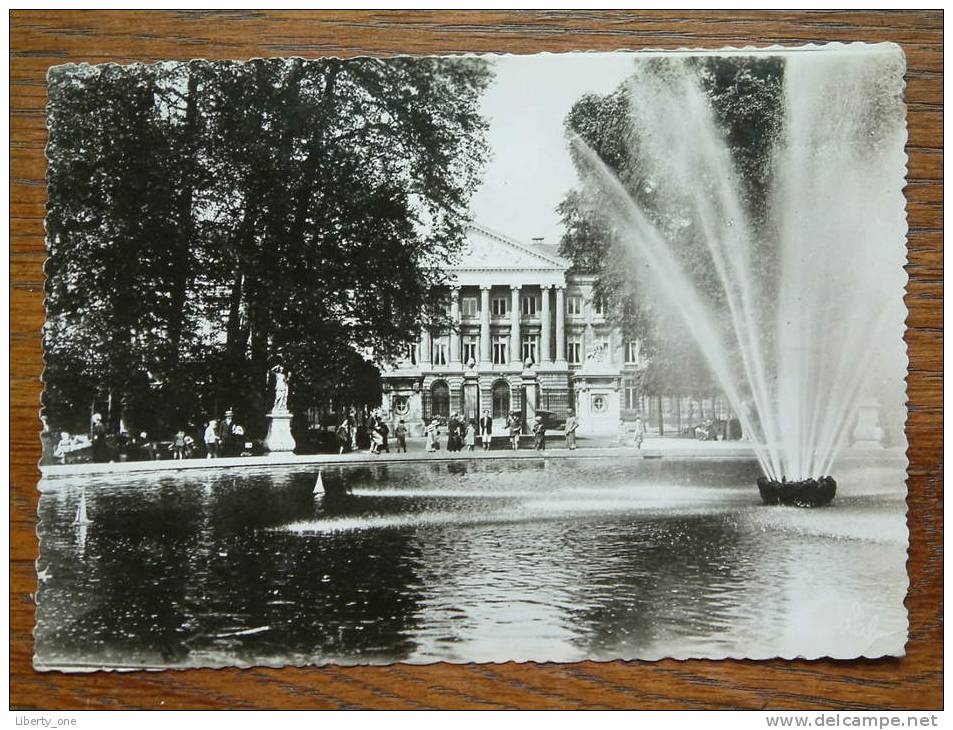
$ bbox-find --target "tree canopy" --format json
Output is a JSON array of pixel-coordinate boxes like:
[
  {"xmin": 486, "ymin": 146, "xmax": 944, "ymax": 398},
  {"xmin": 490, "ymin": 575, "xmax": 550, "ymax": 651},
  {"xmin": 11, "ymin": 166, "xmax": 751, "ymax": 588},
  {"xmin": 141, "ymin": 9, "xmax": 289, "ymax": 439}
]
[{"xmin": 45, "ymin": 57, "xmax": 492, "ymax": 436}]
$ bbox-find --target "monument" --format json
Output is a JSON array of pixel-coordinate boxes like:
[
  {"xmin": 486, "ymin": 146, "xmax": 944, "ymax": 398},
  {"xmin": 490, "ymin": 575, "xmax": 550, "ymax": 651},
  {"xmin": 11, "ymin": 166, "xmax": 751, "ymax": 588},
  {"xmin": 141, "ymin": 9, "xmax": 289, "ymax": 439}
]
[{"xmin": 265, "ymin": 364, "xmax": 296, "ymax": 454}]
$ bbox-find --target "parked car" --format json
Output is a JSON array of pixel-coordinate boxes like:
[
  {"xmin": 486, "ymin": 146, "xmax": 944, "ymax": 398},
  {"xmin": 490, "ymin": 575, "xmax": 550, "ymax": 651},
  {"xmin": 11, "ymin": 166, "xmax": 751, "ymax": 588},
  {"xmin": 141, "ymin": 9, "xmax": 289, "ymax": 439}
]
[{"xmin": 534, "ymin": 410, "xmax": 566, "ymax": 431}]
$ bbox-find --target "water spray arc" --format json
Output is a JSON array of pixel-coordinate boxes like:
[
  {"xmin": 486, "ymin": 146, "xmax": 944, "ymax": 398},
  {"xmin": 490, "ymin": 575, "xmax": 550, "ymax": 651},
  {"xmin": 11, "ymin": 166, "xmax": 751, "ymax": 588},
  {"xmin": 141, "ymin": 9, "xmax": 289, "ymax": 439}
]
[{"xmin": 572, "ymin": 47, "xmax": 906, "ymax": 498}]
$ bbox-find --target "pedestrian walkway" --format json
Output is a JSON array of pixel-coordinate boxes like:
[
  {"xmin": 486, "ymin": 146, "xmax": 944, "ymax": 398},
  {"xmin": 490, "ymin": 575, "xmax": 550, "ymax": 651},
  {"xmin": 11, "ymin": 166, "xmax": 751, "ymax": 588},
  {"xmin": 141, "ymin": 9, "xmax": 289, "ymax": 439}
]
[{"xmin": 40, "ymin": 437, "xmax": 761, "ymax": 478}]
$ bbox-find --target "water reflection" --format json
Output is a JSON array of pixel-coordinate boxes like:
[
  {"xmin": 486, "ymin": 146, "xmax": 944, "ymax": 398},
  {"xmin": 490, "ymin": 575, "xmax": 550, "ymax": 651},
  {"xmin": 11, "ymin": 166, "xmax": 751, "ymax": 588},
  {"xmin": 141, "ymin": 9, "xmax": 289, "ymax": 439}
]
[{"xmin": 35, "ymin": 457, "xmax": 907, "ymax": 668}]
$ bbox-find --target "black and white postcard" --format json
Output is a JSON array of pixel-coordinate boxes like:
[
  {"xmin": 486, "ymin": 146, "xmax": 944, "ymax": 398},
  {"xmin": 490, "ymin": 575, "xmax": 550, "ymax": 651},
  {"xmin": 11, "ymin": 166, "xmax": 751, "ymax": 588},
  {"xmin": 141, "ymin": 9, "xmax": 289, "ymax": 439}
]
[{"xmin": 37, "ymin": 45, "xmax": 908, "ymax": 670}]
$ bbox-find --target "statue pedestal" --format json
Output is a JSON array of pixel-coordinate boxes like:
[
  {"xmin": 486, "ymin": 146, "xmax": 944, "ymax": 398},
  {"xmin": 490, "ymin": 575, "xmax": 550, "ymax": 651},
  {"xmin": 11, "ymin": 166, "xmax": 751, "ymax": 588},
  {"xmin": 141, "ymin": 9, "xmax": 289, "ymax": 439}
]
[
  {"xmin": 851, "ymin": 401, "xmax": 885, "ymax": 448},
  {"xmin": 463, "ymin": 370, "xmax": 480, "ymax": 422},
  {"xmin": 521, "ymin": 365, "xmax": 538, "ymax": 432},
  {"xmin": 265, "ymin": 410, "xmax": 296, "ymax": 454}
]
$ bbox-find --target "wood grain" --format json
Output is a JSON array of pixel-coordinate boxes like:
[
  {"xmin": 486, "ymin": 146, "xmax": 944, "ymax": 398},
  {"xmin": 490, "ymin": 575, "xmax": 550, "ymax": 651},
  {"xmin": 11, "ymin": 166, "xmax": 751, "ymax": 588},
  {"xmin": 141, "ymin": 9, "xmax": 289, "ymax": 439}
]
[{"xmin": 10, "ymin": 10, "xmax": 942, "ymax": 710}]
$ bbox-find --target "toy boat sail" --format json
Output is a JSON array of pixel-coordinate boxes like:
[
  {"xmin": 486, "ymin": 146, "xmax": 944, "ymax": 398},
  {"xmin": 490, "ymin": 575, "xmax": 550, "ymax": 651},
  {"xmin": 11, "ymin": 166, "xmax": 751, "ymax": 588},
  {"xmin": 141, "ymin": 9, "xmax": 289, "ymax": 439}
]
[
  {"xmin": 74, "ymin": 489, "xmax": 90, "ymax": 525},
  {"xmin": 313, "ymin": 472, "xmax": 325, "ymax": 496}
]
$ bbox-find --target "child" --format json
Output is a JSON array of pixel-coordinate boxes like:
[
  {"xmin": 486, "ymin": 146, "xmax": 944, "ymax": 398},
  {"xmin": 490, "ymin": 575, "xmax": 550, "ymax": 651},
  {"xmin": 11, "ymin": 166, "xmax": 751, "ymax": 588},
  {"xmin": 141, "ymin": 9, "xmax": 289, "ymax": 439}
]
[
  {"xmin": 532, "ymin": 415, "xmax": 546, "ymax": 451},
  {"xmin": 395, "ymin": 419, "xmax": 408, "ymax": 453},
  {"xmin": 173, "ymin": 430, "xmax": 187, "ymax": 460},
  {"xmin": 465, "ymin": 420, "xmax": 476, "ymax": 452},
  {"xmin": 204, "ymin": 420, "xmax": 219, "ymax": 458}
]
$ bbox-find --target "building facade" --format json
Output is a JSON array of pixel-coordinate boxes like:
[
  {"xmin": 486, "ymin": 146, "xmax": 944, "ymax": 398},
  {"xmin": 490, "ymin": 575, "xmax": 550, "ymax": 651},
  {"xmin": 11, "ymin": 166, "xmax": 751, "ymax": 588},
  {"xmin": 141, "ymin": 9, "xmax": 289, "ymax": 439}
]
[{"xmin": 379, "ymin": 224, "xmax": 645, "ymax": 436}]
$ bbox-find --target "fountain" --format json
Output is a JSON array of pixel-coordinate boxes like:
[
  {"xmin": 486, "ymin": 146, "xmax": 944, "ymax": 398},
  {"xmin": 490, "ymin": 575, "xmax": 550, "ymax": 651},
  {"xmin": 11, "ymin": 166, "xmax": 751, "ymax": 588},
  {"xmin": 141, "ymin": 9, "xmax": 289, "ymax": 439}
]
[{"xmin": 571, "ymin": 46, "xmax": 907, "ymax": 504}]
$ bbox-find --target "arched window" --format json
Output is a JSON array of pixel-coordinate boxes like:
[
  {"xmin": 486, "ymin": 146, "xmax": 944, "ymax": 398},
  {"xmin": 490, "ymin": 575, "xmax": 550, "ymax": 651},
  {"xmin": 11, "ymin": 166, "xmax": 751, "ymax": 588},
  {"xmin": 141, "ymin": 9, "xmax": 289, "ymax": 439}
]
[
  {"xmin": 492, "ymin": 380, "xmax": 511, "ymax": 420},
  {"xmin": 431, "ymin": 381, "xmax": 450, "ymax": 419}
]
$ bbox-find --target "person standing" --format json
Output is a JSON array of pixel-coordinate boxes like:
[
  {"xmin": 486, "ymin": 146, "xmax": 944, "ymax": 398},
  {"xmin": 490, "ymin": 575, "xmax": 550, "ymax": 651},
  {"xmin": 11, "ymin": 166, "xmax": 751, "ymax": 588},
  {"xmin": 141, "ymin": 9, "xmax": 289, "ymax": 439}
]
[
  {"xmin": 336, "ymin": 418, "xmax": 351, "ymax": 454},
  {"xmin": 634, "ymin": 414, "xmax": 645, "ymax": 450},
  {"xmin": 369, "ymin": 422, "xmax": 383, "ymax": 454},
  {"xmin": 395, "ymin": 419, "xmax": 408, "ymax": 453},
  {"xmin": 564, "ymin": 412, "xmax": 579, "ymax": 450},
  {"xmin": 380, "ymin": 419, "xmax": 390, "ymax": 453},
  {"xmin": 217, "ymin": 410, "xmax": 236, "ymax": 457},
  {"xmin": 204, "ymin": 419, "xmax": 219, "ymax": 458},
  {"xmin": 479, "ymin": 409, "xmax": 493, "ymax": 451},
  {"xmin": 465, "ymin": 420, "xmax": 476, "ymax": 452},
  {"xmin": 172, "ymin": 429, "xmax": 187, "ymax": 460},
  {"xmin": 425, "ymin": 418, "xmax": 440, "ymax": 452},
  {"xmin": 445, "ymin": 415, "xmax": 457, "ymax": 452},
  {"xmin": 508, "ymin": 411, "xmax": 521, "ymax": 451},
  {"xmin": 532, "ymin": 415, "xmax": 546, "ymax": 451},
  {"xmin": 90, "ymin": 412, "xmax": 110, "ymax": 463}
]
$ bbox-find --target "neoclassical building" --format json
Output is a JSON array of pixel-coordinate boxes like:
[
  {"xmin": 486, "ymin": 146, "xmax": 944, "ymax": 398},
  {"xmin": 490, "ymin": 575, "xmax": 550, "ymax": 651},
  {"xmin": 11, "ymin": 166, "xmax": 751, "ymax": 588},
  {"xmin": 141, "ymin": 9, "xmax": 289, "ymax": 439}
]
[{"xmin": 379, "ymin": 223, "xmax": 644, "ymax": 436}]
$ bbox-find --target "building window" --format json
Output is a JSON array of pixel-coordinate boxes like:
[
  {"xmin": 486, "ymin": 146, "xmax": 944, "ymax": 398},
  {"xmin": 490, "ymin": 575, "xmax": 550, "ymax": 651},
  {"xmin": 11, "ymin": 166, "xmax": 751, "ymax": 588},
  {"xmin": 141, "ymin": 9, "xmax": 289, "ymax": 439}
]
[
  {"xmin": 463, "ymin": 335, "xmax": 478, "ymax": 364},
  {"xmin": 593, "ymin": 297, "xmax": 606, "ymax": 316},
  {"xmin": 492, "ymin": 335, "xmax": 508, "ymax": 365},
  {"xmin": 431, "ymin": 381, "xmax": 450, "ymax": 419},
  {"xmin": 521, "ymin": 293, "xmax": 541, "ymax": 317},
  {"xmin": 461, "ymin": 296, "xmax": 478, "ymax": 317},
  {"xmin": 625, "ymin": 340, "xmax": 640, "ymax": 364},
  {"xmin": 568, "ymin": 295, "xmax": 583, "ymax": 315},
  {"xmin": 491, "ymin": 297, "xmax": 507, "ymax": 316},
  {"xmin": 492, "ymin": 380, "xmax": 511, "ymax": 419},
  {"xmin": 594, "ymin": 336, "xmax": 611, "ymax": 359},
  {"xmin": 433, "ymin": 337, "xmax": 449, "ymax": 366},
  {"xmin": 568, "ymin": 337, "xmax": 582, "ymax": 364},
  {"xmin": 521, "ymin": 334, "xmax": 538, "ymax": 365}
]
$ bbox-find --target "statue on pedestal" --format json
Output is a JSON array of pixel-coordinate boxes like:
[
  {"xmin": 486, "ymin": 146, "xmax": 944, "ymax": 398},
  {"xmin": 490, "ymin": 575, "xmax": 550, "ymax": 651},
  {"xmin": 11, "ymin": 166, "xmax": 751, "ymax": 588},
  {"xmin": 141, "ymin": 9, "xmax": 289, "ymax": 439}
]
[
  {"xmin": 270, "ymin": 364, "xmax": 291, "ymax": 413},
  {"xmin": 265, "ymin": 363, "xmax": 296, "ymax": 454}
]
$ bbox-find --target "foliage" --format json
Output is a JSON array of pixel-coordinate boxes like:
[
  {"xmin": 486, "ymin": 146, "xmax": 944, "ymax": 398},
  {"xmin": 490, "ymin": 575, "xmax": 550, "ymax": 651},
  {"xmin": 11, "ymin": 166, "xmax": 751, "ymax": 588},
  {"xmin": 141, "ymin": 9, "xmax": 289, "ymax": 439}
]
[{"xmin": 45, "ymin": 58, "xmax": 492, "ymax": 436}]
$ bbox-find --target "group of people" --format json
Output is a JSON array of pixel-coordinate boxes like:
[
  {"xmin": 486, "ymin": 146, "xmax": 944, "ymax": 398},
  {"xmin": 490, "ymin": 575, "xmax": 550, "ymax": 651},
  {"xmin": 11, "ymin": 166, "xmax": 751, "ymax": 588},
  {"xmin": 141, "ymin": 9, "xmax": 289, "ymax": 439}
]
[
  {"xmin": 425, "ymin": 412, "xmax": 480, "ymax": 453},
  {"xmin": 202, "ymin": 410, "xmax": 248, "ymax": 458},
  {"xmin": 418, "ymin": 410, "xmax": 578, "ymax": 453},
  {"xmin": 335, "ymin": 410, "xmax": 411, "ymax": 456},
  {"xmin": 64, "ymin": 409, "xmax": 249, "ymax": 464}
]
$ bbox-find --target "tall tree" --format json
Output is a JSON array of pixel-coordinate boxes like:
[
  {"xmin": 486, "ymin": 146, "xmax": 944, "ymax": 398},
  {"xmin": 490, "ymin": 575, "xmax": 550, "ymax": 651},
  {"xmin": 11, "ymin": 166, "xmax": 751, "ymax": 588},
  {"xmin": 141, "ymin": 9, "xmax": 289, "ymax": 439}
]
[{"xmin": 45, "ymin": 57, "xmax": 492, "ymax": 437}]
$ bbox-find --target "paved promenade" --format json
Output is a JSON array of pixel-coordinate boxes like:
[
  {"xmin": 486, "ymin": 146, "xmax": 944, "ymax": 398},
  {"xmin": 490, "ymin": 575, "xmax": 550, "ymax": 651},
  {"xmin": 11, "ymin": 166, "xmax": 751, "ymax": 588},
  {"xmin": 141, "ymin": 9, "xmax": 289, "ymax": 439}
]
[{"xmin": 40, "ymin": 437, "xmax": 763, "ymax": 478}]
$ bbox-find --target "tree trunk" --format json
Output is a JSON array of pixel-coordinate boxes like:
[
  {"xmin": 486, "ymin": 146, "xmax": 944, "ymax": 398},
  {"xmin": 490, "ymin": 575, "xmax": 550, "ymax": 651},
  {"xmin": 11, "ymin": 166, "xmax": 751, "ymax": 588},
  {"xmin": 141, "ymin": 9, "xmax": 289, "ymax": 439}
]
[{"xmin": 167, "ymin": 70, "xmax": 200, "ymax": 361}]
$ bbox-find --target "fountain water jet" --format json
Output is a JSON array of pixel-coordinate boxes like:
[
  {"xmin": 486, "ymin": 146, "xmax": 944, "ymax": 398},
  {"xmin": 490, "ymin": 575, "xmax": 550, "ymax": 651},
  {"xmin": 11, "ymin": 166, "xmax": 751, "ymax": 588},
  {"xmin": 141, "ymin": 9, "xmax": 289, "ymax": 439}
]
[{"xmin": 571, "ymin": 46, "xmax": 907, "ymax": 496}]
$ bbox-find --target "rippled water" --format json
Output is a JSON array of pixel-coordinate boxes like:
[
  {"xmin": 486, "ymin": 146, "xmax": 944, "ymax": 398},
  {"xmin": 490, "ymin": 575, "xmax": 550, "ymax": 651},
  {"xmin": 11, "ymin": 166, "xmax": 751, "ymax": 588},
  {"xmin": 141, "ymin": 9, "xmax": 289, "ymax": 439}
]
[{"xmin": 35, "ymin": 456, "xmax": 908, "ymax": 669}]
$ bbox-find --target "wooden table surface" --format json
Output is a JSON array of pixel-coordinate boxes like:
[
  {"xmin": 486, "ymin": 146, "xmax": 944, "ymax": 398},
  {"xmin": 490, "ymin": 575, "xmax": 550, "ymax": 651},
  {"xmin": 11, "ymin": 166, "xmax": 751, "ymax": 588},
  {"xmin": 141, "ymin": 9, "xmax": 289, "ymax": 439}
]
[{"xmin": 10, "ymin": 10, "xmax": 942, "ymax": 710}]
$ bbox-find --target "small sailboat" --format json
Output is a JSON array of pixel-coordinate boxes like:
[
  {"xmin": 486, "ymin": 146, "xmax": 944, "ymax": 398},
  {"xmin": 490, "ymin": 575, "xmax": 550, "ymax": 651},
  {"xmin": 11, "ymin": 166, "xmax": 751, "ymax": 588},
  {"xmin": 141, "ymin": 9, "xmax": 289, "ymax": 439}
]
[
  {"xmin": 74, "ymin": 488, "xmax": 90, "ymax": 526},
  {"xmin": 313, "ymin": 472, "xmax": 325, "ymax": 496}
]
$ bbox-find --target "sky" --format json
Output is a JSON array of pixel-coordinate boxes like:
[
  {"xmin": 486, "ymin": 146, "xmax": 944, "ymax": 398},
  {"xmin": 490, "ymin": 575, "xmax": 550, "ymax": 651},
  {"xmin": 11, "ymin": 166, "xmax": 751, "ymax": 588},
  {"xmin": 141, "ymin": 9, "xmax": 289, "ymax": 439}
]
[{"xmin": 468, "ymin": 53, "xmax": 638, "ymax": 247}]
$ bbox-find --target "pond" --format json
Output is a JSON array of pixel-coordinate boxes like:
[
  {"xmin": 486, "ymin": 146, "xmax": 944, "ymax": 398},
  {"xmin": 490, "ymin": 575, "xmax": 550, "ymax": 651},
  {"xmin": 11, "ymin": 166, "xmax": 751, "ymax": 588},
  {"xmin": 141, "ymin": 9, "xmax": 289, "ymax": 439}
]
[{"xmin": 35, "ymin": 455, "xmax": 908, "ymax": 669}]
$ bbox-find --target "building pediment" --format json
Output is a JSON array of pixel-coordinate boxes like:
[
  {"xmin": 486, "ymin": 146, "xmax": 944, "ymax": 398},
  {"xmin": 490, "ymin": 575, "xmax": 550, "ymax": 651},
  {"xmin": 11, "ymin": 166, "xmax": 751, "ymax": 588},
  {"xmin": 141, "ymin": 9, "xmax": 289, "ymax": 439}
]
[{"xmin": 452, "ymin": 223, "xmax": 568, "ymax": 273}]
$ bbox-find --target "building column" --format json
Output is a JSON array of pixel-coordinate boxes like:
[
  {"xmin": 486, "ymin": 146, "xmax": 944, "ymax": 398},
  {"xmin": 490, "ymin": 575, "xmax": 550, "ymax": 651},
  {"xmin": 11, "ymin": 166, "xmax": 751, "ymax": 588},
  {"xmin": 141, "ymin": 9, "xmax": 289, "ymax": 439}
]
[
  {"xmin": 540, "ymin": 284, "xmax": 552, "ymax": 364},
  {"xmin": 510, "ymin": 285, "xmax": 521, "ymax": 367},
  {"xmin": 480, "ymin": 285, "xmax": 492, "ymax": 365},
  {"xmin": 555, "ymin": 285, "xmax": 566, "ymax": 364},
  {"xmin": 420, "ymin": 327, "xmax": 432, "ymax": 365},
  {"xmin": 449, "ymin": 287, "xmax": 461, "ymax": 364}
]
